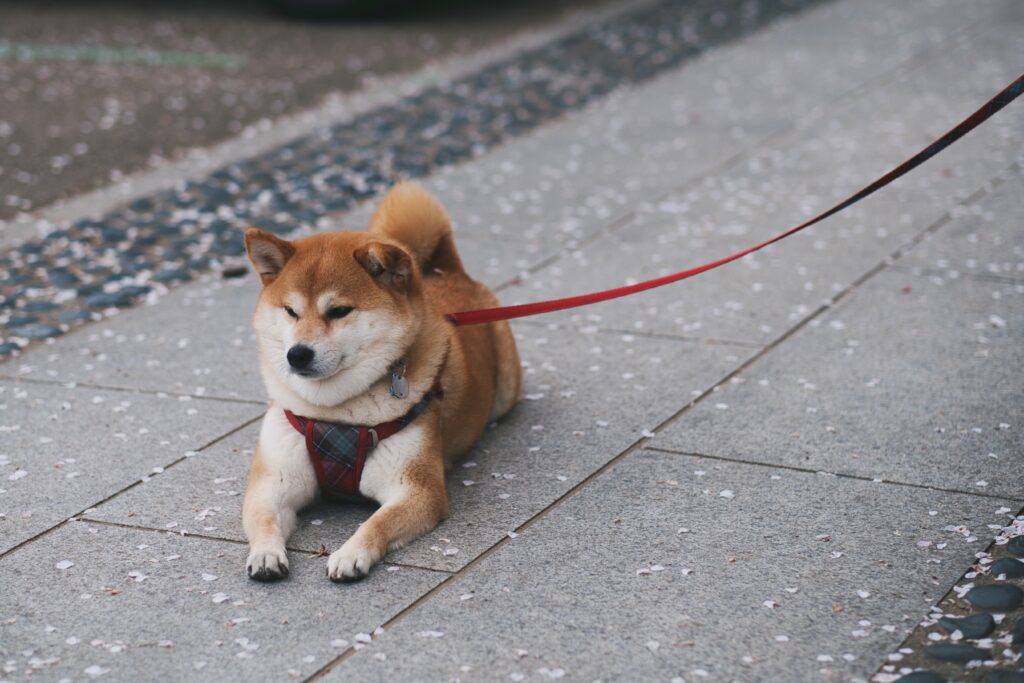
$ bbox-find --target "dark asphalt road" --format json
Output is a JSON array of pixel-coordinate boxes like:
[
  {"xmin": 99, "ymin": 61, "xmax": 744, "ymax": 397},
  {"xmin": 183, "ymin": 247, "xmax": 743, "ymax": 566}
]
[{"xmin": 0, "ymin": 0, "xmax": 616, "ymax": 220}]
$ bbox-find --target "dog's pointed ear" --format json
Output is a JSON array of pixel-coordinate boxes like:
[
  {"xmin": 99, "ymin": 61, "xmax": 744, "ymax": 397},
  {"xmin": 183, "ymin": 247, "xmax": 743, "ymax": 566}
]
[
  {"xmin": 245, "ymin": 228, "xmax": 295, "ymax": 285},
  {"xmin": 353, "ymin": 241, "xmax": 413, "ymax": 293}
]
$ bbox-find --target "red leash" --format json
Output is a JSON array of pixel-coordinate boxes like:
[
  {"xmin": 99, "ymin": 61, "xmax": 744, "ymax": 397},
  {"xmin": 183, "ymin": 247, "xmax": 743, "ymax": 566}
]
[{"xmin": 446, "ymin": 74, "xmax": 1024, "ymax": 327}]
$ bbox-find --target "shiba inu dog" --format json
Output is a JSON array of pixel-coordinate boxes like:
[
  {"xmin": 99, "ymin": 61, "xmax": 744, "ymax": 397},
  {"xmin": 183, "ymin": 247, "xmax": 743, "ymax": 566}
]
[{"xmin": 242, "ymin": 183, "xmax": 522, "ymax": 582}]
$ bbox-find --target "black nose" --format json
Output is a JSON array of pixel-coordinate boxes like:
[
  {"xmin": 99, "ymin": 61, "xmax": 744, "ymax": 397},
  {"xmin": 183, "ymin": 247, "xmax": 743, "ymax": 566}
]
[{"xmin": 287, "ymin": 345, "xmax": 315, "ymax": 370}]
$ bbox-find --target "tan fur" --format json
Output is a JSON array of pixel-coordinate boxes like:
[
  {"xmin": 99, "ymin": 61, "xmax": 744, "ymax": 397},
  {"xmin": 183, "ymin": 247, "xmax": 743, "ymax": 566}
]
[
  {"xmin": 241, "ymin": 182, "xmax": 522, "ymax": 582},
  {"xmin": 368, "ymin": 182, "xmax": 464, "ymax": 275}
]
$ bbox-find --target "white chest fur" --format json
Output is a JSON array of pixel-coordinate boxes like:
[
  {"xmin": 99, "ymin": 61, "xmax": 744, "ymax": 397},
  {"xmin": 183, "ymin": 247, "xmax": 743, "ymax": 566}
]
[{"xmin": 358, "ymin": 422, "xmax": 427, "ymax": 504}]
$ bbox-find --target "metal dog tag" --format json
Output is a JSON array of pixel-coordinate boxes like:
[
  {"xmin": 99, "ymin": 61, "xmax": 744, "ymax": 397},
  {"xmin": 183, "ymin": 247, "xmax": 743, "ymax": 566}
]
[{"xmin": 389, "ymin": 372, "xmax": 409, "ymax": 400}]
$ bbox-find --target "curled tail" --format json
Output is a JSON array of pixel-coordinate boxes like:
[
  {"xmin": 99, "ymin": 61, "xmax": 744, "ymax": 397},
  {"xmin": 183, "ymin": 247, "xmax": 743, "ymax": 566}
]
[{"xmin": 368, "ymin": 182, "xmax": 464, "ymax": 275}]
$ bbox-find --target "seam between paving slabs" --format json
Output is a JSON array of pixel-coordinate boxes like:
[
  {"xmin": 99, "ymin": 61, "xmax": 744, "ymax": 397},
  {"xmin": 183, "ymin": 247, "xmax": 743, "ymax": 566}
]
[
  {"xmin": 303, "ymin": 158, "xmax": 1019, "ymax": 682},
  {"xmin": 77, "ymin": 515, "xmax": 454, "ymax": 573},
  {"xmin": 888, "ymin": 264, "xmax": 1024, "ymax": 288},
  {"xmin": 483, "ymin": 13, "xmax": 1001, "ymax": 341},
  {"xmin": 0, "ymin": 413, "xmax": 262, "ymax": 562},
  {"xmin": 870, "ymin": 501, "xmax": 1024, "ymax": 682},
  {"xmin": 511, "ymin": 318, "xmax": 765, "ymax": 349},
  {"xmin": 69, "ymin": 517, "xmax": 456, "ymax": 578},
  {"xmin": 0, "ymin": 374, "xmax": 267, "ymax": 405},
  {"xmin": 644, "ymin": 446, "xmax": 1024, "ymax": 504}
]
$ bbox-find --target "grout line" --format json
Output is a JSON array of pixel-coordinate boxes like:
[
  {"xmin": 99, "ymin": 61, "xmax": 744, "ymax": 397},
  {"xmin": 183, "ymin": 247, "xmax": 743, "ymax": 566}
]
[
  {"xmin": 304, "ymin": 157, "xmax": 1018, "ymax": 681},
  {"xmin": 0, "ymin": 414, "xmax": 262, "ymax": 562},
  {"xmin": 887, "ymin": 263, "xmax": 1024, "ymax": 287},
  {"xmin": 0, "ymin": 374, "xmax": 267, "ymax": 405},
  {"xmin": 78, "ymin": 518, "xmax": 251, "ymax": 547},
  {"xmin": 72, "ymin": 518, "xmax": 455, "ymax": 577},
  {"xmin": 510, "ymin": 318, "xmax": 764, "ymax": 348},
  {"xmin": 643, "ymin": 446, "xmax": 1023, "ymax": 503},
  {"xmin": 0, "ymin": 520, "xmax": 73, "ymax": 564},
  {"xmin": 377, "ymin": 561, "xmax": 455, "ymax": 577}
]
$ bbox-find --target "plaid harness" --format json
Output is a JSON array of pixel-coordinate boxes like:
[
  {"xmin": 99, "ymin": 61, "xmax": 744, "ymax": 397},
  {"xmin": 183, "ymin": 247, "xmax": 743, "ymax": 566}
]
[{"xmin": 284, "ymin": 384, "xmax": 442, "ymax": 500}]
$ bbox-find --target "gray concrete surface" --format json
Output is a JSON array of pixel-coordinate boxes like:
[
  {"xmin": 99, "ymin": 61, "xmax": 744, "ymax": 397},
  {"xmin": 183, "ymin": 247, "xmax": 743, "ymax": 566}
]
[
  {"xmin": 652, "ymin": 258, "xmax": 1024, "ymax": 499},
  {"xmin": 326, "ymin": 449, "xmax": 1014, "ymax": 682},
  {"xmin": 894, "ymin": 178, "xmax": 1024, "ymax": 283},
  {"xmin": 1, "ymin": 0, "xmax": 1022, "ymax": 680},
  {"xmin": 0, "ymin": 521, "xmax": 445, "ymax": 681},
  {"xmin": 0, "ymin": 380, "xmax": 261, "ymax": 555}
]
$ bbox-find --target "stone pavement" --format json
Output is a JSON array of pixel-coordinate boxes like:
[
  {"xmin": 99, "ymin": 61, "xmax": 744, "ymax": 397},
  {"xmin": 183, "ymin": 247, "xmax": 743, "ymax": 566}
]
[{"xmin": 1, "ymin": 0, "xmax": 1023, "ymax": 681}]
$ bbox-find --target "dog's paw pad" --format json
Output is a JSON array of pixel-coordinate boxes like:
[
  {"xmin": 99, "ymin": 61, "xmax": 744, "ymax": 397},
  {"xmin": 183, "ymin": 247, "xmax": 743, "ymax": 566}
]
[
  {"xmin": 327, "ymin": 543, "xmax": 378, "ymax": 583},
  {"xmin": 246, "ymin": 547, "xmax": 289, "ymax": 582}
]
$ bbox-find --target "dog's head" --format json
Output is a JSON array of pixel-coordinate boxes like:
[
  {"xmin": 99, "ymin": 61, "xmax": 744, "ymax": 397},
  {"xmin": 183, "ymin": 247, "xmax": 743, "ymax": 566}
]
[{"xmin": 244, "ymin": 228, "xmax": 422, "ymax": 407}]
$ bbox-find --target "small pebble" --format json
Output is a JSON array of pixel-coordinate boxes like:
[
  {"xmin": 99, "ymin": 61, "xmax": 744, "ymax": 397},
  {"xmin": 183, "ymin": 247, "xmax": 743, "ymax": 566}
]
[
  {"xmin": 937, "ymin": 613, "xmax": 995, "ymax": 640},
  {"xmin": 9, "ymin": 324, "xmax": 60, "ymax": 339},
  {"xmin": 990, "ymin": 557, "xmax": 1024, "ymax": 579},
  {"xmin": 965, "ymin": 584, "xmax": 1023, "ymax": 610}
]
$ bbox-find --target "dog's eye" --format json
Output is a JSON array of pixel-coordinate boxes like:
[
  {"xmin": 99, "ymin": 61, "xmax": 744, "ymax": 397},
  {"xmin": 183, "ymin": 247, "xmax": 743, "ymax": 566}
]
[
  {"xmin": 284, "ymin": 306, "xmax": 298, "ymax": 319},
  {"xmin": 326, "ymin": 306, "xmax": 353, "ymax": 320}
]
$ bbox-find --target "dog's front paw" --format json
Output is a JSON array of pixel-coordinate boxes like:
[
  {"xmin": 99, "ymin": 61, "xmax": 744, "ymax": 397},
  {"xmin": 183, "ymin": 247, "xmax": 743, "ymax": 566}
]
[
  {"xmin": 247, "ymin": 546, "xmax": 289, "ymax": 582},
  {"xmin": 327, "ymin": 540, "xmax": 381, "ymax": 583}
]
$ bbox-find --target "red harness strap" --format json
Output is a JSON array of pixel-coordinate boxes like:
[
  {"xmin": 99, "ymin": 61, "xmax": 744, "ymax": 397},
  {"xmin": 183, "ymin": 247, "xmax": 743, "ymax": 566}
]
[
  {"xmin": 284, "ymin": 409, "xmax": 368, "ymax": 498},
  {"xmin": 284, "ymin": 382, "xmax": 445, "ymax": 500}
]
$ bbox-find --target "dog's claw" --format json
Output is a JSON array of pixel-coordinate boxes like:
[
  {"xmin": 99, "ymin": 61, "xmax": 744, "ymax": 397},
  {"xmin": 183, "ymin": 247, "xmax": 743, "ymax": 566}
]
[
  {"xmin": 327, "ymin": 566, "xmax": 367, "ymax": 583},
  {"xmin": 327, "ymin": 541, "xmax": 379, "ymax": 582},
  {"xmin": 249, "ymin": 565, "xmax": 287, "ymax": 582},
  {"xmin": 246, "ymin": 547, "xmax": 289, "ymax": 582}
]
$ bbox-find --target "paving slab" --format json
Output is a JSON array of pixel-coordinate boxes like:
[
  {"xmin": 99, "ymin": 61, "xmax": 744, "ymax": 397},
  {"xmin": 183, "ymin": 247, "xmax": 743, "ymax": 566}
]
[
  {"xmin": 497, "ymin": 28, "xmax": 1024, "ymax": 343},
  {"xmin": 84, "ymin": 324, "xmax": 753, "ymax": 573},
  {"xmin": 894, "ymin": 174, "xmax": 1024, "ymax": 283},
  {"xmin": 326, "ymin": 449, "xmax": 1013, "ymax": 683},
  {"xmin": 0, "ymin": 279, "xmax": 263, "ymax": 401},
  {"xmin": 651, "ymin": 262, "xmax": 1023, "ymax": 499},
  {"xmin": 0, "ymin": 380, "xmax": 260, "ymax": 556},
  {"xmin": 0, "ymin": 520, "xmax": 444, "ymax": 681}
]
